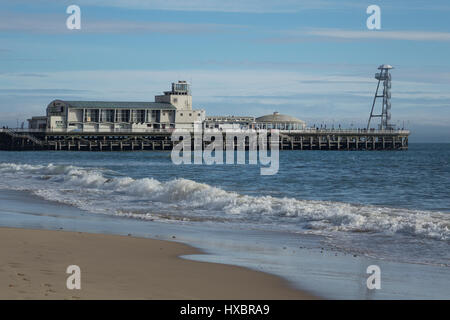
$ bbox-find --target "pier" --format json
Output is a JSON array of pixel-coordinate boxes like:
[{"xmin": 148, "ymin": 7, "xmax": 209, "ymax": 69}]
[
  {"xmin": 2, "ymin": 65, "xmax": 413, "ymax": 152},
  {"xmin": 0, "ymin": 128, "xmax": 409, "ymax": 151}
]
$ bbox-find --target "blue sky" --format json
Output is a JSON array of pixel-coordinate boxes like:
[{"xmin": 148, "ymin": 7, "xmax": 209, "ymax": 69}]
[{"xmin": 0, "ymin": 0, "xmax": 449, "ymax": 142}]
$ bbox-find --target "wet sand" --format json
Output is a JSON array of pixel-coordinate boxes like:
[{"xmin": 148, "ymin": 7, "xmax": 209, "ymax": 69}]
[{"xmin": 0, "ymin": 227, "xmax": 315, "ymax": 300}]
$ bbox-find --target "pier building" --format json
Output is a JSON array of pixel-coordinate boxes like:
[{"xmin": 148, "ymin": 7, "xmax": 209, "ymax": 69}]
[
  {"xmin": 28, "ymin": 81, "xmax": 205, "ymax": 132},
  {"xmin": 204, "ymin": 116, "xmax": 255, "ymax": 130}
]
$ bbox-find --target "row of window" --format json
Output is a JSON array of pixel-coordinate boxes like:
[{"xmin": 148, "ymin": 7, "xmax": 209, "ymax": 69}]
[
  {"xmin": 82, "ymin": 109, "xmax": 172, "ymax": 123},
  {"xmin": 67, "ymin": 123, "xmax": 176, "ymax": 129},
  {"xmin": 179, "ymin": 112, "xmax": 201, "ymax": 117}
]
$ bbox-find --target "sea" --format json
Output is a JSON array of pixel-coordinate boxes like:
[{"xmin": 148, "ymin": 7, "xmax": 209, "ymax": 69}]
[{"xmin": 0, "ymin": 143, "xmax": 449, "ymax": 299}]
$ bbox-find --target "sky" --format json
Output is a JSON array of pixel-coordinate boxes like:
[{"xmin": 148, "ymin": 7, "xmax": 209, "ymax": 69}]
[{"xmin": 0, "ymin": 0, "xmax": 449, "ymax": 142}]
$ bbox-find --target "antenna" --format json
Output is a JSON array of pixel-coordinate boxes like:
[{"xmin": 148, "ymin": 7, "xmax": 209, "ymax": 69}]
[{"xmin": 367, "ymin": 64, "xmax": 393, "ymax": 130}]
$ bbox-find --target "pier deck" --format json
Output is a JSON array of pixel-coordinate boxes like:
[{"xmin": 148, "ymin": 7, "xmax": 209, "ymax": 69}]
[{"xmin": 0, "ymin": 128, "xmax": 409, "ymax": 151}]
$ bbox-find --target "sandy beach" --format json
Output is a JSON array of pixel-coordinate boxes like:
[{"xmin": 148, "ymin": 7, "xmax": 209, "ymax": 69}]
[{"xmin": 0, "ymin": 227, "xmax": 314, "ymax": 300}]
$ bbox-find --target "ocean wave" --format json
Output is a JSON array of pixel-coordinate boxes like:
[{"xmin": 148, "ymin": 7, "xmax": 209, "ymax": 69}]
[{"xmin": 0, "ymin": 162, "xmax": 449, "ymax": 240}]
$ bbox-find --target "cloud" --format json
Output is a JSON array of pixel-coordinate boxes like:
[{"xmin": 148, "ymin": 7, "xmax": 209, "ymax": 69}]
[
  {"xmin": 0, "ymin": 68, "xmax": 446, "ymax": 101},
  {"xmin": 0, "ymin": 88, "xmax": 90, "ymax": 95},
  {"xmin": 51, "ymin": 0, "xmax": 450, "ymax": 13},
  {"xmin": 5, "ymin": 0, "xmax": 450, "ymax": 14},
  {"xmin": 309, "ymin": 29, "xmax": 450, "ymax": 41},
  {"xmin": 10, "ymin": 73, "xmax": 49, "ymax": 78},
  {"xmin": 75, "ymin": 0, "xmax": 339, "ymax": 13},
  {"xmin": 1, "ymin": 68, "xmax": 448, "ymax": 111},
  {"xmin": 84, "ymin": 21, "xmax": 244, "ymax": 34},
  {"xmin": 0, "ymin": 12, "xmax": 245, "ymax": 34},
  {"xmin": 276, "ymin": 28, "xmax": 450, "ymax": 42}
]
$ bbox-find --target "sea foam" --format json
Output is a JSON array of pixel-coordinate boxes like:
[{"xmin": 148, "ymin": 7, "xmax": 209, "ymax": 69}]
[{"xmin": 0, "ymin": 162, "xmax": 448, "ymax": 241}]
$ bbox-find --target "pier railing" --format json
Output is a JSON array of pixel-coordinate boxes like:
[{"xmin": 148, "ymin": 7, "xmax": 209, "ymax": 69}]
[
  {"xmin": 1, "ymin": 128, "xmax": 44, "ymax": 145},
  {"xmin": 0, "ymin": 128, "xmax": 176, "ymax": 134},
  {"xmin": 0, "ymin": 127, "xmax": 410, "ymax": 151},
  {"xmin": 0, "ymin": 128, "xmax": 411, "ymax": 135}
]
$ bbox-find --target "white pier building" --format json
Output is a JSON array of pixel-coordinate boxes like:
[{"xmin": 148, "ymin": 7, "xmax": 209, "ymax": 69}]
[{"xmin": 29, "ymin": 81, "xmax": 205, "ymax": 132}]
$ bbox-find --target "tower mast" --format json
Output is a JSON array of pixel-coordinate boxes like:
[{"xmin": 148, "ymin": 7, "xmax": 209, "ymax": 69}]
[{"xmin": 367, "ymin": 64, "xmax": 393, "ymax": 130}]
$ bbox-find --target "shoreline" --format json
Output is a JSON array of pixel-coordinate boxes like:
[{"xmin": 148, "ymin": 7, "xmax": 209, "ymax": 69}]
[
  {"xmin": 1, "ymin": 187, "xmax": 449, "ymax": 299},
  {"xmin": 0, "ymin": 226, "xmax": 316, "ymax": 300}
]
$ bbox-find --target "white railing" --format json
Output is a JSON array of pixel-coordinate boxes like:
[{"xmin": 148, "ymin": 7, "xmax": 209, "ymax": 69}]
[
  {"xmin": 0, "ymin": 127, "xmax": 410, "ymax": 135},
  {"xmin": 278, "ymin": 128, "xmax": 410, "ymax": 134},
  {"xmin": 1, "ymin": 128, "xmax": 44, "ymax": 145},
  {"xmin": 197, "ymin": 128, "xmax": 410, "ymax": 134},
  {"xmin": 0, "ymin": 128, "xmax": 176, "ymax": 134}
]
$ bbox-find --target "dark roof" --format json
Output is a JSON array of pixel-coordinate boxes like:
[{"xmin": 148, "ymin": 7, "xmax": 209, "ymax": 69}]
[{"xmin": 63, "ymin": 101, "xmax": 176, "ymax": 110}]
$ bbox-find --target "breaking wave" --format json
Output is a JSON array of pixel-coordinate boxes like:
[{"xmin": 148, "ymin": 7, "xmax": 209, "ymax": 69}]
[{"xmin": 0, "ymin": 162, "xmax": 449, "ymax": 241}]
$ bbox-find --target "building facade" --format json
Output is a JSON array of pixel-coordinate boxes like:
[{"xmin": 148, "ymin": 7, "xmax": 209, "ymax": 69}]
[
  {"xmin": 29, "ymin": 81, "xmax": 205, "ymax": 132},
  {"xmin": 203, "ymin": 113, "xmax": 307, "ymax": 131},
  {"xmin": 203, "ymin": 116, "xmax": 256, "ymax": 130},
  {"xmin": 28, "ymin": 82, "xmax": 308, "ymax": 133}
]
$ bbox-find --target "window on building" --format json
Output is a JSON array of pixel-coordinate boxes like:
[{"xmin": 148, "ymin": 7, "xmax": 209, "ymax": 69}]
[
  {"xmin": 48, "ymin": 106, "xmax": 64, "ymax": 116},
  {"xmin": 116, "ymin": 110, "xmax": 130, "ymax": 123},
  {"xmin": 133, "ymin": 110, "xmax": 145, "ymax": 123},
  {"xmin": 84, "ymin": 109, "xmax": 99, "ymax": 122},
  {"xmin": 101, "ymin": 109, "xmax": 114, "ymax": 123}
]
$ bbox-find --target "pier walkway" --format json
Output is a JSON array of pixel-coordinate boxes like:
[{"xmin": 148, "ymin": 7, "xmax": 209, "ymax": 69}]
[{"xmin": 0, "ymin": 128, "xmax": 410, "ymax": 151}]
